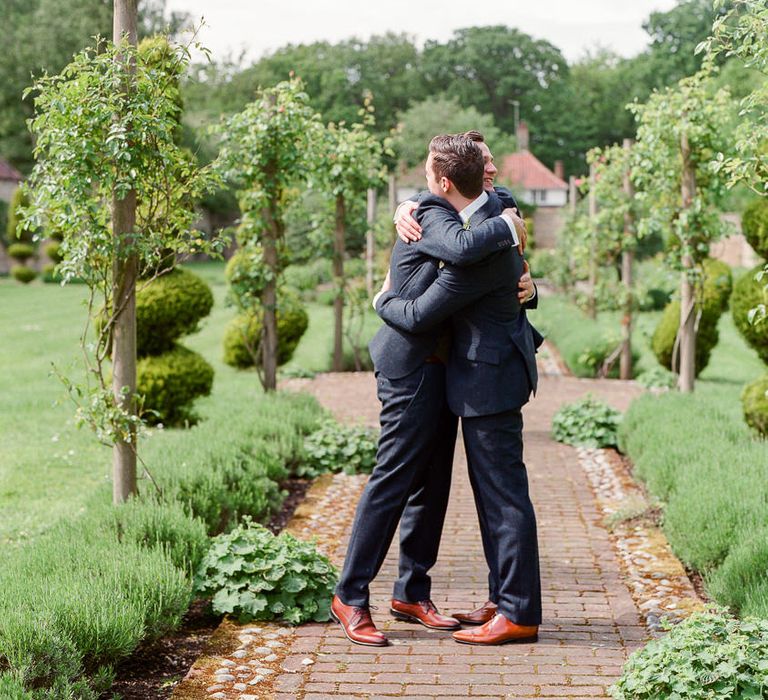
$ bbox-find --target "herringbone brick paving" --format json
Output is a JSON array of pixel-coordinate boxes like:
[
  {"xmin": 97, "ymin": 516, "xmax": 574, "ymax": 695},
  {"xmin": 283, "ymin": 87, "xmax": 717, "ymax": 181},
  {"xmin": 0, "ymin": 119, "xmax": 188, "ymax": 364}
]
[{"xmin": 275, "ymin": 364, "xmax": 649, "ymax": 698}]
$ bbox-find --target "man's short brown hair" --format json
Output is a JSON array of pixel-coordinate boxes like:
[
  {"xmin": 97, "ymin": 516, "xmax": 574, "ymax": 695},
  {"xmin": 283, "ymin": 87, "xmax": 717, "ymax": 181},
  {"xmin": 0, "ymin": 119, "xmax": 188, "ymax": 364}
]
[
  {"xmin": 428, "ymin": 134, "xmax": 484, "ymax": 199},
  {"xmin": 460, "ymin": 130, "xmax": 485, "ymax": 144}
]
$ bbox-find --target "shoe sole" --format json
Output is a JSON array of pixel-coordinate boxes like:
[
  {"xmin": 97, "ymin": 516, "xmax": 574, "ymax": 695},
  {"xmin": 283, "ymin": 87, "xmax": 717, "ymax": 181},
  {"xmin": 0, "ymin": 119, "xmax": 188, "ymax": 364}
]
[
  {"xmin": 390, "ymin": 608, "xmax": 461, "ymax": 630},
  {"xmin": 453, "ymin": 634, "xmax": 538, "ymax": 646},
  {"xmin": 330, "ymin": 609, "xmax": 389, "ymax": 647}
]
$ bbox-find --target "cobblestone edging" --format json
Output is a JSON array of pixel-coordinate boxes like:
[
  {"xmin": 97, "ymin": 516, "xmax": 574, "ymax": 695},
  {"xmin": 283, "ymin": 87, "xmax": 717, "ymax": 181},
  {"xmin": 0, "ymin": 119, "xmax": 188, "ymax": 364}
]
[
  {"xmin": 170, "ymin": 471, "xmax": 368, "ymax": 700},
  {"xmin": 575, "ymin": 447, "xmax": 703, "ymax": 634},
  {"xmin": 542, "ymin": 340, "xmax": 703, "ymax": 634}
]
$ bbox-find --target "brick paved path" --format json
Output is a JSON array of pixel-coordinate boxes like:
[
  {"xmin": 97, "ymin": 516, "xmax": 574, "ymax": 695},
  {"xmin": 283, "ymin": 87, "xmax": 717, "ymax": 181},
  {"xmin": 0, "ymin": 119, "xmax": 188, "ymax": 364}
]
[{"xmin": 275, "ymin": 362, "xmax": 649, "ymax": 699}]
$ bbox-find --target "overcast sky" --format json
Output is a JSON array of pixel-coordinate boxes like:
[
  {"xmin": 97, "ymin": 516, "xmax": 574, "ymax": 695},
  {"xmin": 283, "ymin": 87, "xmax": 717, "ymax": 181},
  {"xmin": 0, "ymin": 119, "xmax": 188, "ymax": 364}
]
[{"xmin": 166, "ymin": 0, "xmax": 680, "ymax": 65}]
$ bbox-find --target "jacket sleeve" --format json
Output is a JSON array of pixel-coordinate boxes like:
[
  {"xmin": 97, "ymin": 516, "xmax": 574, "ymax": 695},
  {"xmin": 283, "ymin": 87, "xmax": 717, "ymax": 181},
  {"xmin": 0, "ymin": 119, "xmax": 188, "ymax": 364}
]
[
  {"xmin": 376, "ymin": 262, "xmax": 493, "ymax": 333},
  {"xmin": 412, "ymin": 200, "xmax": 514, "ymax": 267}
]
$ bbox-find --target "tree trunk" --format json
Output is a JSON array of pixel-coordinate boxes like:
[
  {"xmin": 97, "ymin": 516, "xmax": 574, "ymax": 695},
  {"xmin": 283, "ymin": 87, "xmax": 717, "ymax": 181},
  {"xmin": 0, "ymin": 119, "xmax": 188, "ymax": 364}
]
[
  {"xmin": 388, "ymin": 173, "xmax": 397, "ymax": 223},
  {"xmin": 111, "ymin": 0, "xmax": 138, "ymax": 504},
  {"xmin": 261, "ymin": 204, "xmax": 279, "ymax": 391},
  {"xmin": 365, "ymin": 188, "xmax": 376, "ymax": 297},
  {"xmin": 587, "ymin": 162, "xmax": 598, "ymax": 319},
  {"xmin": 569, "ymin": 175, "xmax": 577, "ymax": 216},
  {"xmin": 332, "ymin": 193, "xmax": 346, "ymax": 372},
  {"xmin": 679, "ymin": 129, "xmax": 697, "ymax": 393},
  {"xmin": 620, "ymin": 138, "xmax": 634, "ymax": 381}
]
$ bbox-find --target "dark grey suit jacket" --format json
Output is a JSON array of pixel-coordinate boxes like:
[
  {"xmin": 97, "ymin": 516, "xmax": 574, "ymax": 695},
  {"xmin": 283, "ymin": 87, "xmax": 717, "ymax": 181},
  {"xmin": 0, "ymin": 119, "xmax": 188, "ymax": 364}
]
[
  {"xmin": 376, "ymin": 195, "xmax": 542, "ymax": 417},
  {"xmin": 368, "ymin": 193, "xmax": 517, "ymax": 380}
]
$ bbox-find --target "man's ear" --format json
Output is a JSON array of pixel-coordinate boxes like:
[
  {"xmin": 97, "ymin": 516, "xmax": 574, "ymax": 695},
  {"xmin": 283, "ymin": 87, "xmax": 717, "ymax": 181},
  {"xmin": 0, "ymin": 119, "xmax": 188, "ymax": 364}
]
[{"xmin": 440, "ymin": 177, "xmax": 451, "ymax": 194}]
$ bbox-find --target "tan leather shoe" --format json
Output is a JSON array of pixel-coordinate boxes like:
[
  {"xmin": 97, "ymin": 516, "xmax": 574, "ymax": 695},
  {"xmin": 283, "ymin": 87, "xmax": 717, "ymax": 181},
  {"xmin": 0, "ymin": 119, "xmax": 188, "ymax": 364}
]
[
  {"xmin": 452, "ymin": 613, "xmax": 538, "ymax": 645},
  {"xmin": 452, "ymin": 600, "xmax": 498, "ymax": 625},
  {"xmin": 390, "ymin": 599, "xmax": 461, "ymax": 630},
  {"xmin": 330, "ymin": 595, "xmax": 388, "ymax": 647}
]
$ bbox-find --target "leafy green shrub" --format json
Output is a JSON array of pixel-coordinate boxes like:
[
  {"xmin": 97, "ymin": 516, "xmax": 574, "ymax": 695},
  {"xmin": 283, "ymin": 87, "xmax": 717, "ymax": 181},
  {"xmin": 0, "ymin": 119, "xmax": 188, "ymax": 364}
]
[
  {"xmin": 137, "ymin": 344, "xmax": 214, "ymax": 426},
  {"xmin": 610, "ymin": 609, "xmax": 768, "ymax": 700},
  {"xmin": 316, "ymin": 287, "xmax": 336, "ymax": 306},
  {"xmin": 44, "ymin": 241, "xmax": 63, "ymax": 264},
  {"xmin": 5, "ymin": 187, "xmax": 35, "ymax": 245},
  {"xmin": 731, "ymin": 266, "xmax": 768, "ymax": 363},
  {"xmin": 7, "ymin": 242, "xmax": 35, "ymax": 262},
  {"xmin": 635, "ymin": 256, "xmax": 677, "ymax": 311},
  {"xmin": 195, "ymin": 518, "xmax": 337, "ymax": 624},
  {"xmin": 651, "ymin": 259, "xmax": 733, "ymax": 376},
  {"xmin": 552, "ymin": 395, "xmax": 622, "ymax": 448},
  {"xmin": 223, "ymin": 290, "xmax": 308, "ymax": 369},
  {"xmin": 283, "ymin": 258, "xmax": 332, "ymax": 292},
  {"xmin": 527, "ymin": 249, "xmax": 559, "ymax": 279},
  {"xmin": 706, "ymin": 525, "xmax": 768, "ymax": 619},
  {"xmin": 136, "ymin": 267, "xmax": 214, "ymax": 356},
  {"xmin": 742, "ymin": 196, "xmax": 768, "ymax": 259},
  {"xmin": 299, "ymin": 420, "xmax": 378, "ymax": 477},
  {"xmin": 741, "ymin": 373, "xmax": 768, "ymax": 436},
  {"xmin": 635, "ymin": 366, "xmax": 677, "ymax": 390},
  {"xmin": 0, "ymin": 672, "xmax": 33, "ymax": 699},
  {"xmin": 10, "ymin": 266, "xmax": 37, "ymax": 284}
]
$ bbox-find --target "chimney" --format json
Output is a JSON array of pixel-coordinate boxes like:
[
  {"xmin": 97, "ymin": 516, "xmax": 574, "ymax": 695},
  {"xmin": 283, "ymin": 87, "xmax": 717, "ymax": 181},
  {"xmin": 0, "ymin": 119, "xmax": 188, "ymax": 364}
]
[
  {"xmin": 554, "ymin": 160, "xmax": 565, "ymax": 181},
  {"xmin": 516, "ymin": 120, "xmax": 529, "ymax": 151}
]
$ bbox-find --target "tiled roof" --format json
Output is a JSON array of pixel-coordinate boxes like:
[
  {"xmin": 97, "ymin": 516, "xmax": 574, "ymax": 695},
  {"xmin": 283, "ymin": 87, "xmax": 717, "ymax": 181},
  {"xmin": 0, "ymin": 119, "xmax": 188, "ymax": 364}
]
[
  {"xmin": 0, "ymin": 159, "xmax": 22, "ymax": 182},
  {"xmin": 499, "ymin": 150, "xmax": 568, "ymax": 191}
]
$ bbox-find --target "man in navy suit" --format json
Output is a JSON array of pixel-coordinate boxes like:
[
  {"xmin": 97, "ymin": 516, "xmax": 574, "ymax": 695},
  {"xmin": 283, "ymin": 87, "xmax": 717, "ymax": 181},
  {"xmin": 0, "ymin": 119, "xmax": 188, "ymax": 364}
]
[
  {"xmin": 374, "ymin": 136, "xmax": 543, "ymax": 646},
  {"xmin": 331, "ymin": 135, "xmax": 529, "ymax": 647}
]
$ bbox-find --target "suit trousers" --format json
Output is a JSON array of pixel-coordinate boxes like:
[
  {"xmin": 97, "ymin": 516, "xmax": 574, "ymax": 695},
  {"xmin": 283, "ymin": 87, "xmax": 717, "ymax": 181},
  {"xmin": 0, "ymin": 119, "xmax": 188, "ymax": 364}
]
[
  {"xmin": 462, "ymin": 408, "xmax": 542, "ymax": 626},
  {"xmin": 336, "ymin": 363, "xmax": 457, "ymax": 607}
]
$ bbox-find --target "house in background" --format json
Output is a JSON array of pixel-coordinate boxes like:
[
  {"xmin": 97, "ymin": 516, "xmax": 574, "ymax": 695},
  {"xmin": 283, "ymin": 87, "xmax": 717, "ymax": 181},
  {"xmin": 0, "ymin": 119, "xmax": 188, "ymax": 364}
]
[
  {"xmin": 0, "ymin": 158, "xmax": 22, "ymax": 203},
  {"xmin": 498, "ymin": 122, "xmax": 568, "ymax": 248}
]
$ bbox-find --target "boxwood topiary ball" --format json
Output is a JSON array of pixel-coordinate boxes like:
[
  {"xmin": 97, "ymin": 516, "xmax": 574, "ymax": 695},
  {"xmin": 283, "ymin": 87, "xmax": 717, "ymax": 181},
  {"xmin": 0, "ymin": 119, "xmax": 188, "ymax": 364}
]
[
  {"xmin": 10, "ymin": 264, "xmax": 37, "ymax": 284},
  {"xmin": 44, "ymin": 241, "xmax": 63, "ymax": 264},
  {"xmin": 136, "ymin": 267, "xmax": 214, "ymax": 356},
  {"xmin": 651, "ymin": 299, "xmax": 721, "ymax": 376},
  {"xmin": 700, "ymin": 258, "xmax": 732, "ymax": 313},
  {"xmin": 223, "ymin": 290, "xmax": 309, "ymax": 369},
  {"xmin": 741, "ymin": 374, "xmax": 768, "ymax": 436},
  {"xmin": 731, "ymin": 265, "xmax": 768, "ymax": 364},
  {"xmin": 742, "ymin": 197, "xmax": 768, "ymax": 260},
  {"xmin": 137, "ymin": 344, "xmax": 214, "ymax": 426},
  {"xmin": 7, "ymin": 242, "xmax": 36, "ymax": 262}
]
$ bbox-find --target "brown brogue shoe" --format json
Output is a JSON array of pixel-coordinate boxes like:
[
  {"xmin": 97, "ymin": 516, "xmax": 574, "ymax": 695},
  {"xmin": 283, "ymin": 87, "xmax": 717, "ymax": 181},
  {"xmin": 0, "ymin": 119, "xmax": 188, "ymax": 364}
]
[
  {"xmin": 330, "ymin": 595, "xmax": 388, "ymax": 647},
  {"xmin": 452, "ymin": 600, "xmax": 498, "ymax": 625},
  {"xmin": 390, "ymin": 599, "xmax": 461, "ymax": 630},
  {"xmin": 452, "ymin": 613, "xmax": 538, "ymax": 646}
]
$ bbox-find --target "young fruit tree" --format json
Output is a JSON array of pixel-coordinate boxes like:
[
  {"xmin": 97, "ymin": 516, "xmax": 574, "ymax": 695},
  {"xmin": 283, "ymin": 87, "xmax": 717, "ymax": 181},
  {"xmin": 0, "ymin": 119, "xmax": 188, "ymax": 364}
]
[
  {"xmin": 313, "ymin": 98, "xmax": 389, "ymax": 371},
  {"xmin": 703, "ymin": 0, "xmax": 768, "ymax": 325},
  {"xmin": 585, "ymin": 139, "xmax": 641, "ymax": 379},
  {"xmin": 213, "ymin": 78, "xmax": 323, "ymax": 390},
  {"xmin": 630, "ymin": 68, "xmax": 733, "ymax": 392},
  {"xmin": 20, "ymin": 19, "xmax": 220, "ymax": 502}
]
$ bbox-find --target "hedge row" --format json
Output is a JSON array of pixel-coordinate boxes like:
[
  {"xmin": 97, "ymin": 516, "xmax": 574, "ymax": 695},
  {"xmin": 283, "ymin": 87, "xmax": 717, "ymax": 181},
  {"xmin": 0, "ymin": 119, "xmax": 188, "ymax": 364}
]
[
  {"xmin": 619, "ymin": 392, "xmax": 768, "ymax": 618},
  {"xmin": 0, "ymin": 390, "xmax": 325, "ymax": 699}
]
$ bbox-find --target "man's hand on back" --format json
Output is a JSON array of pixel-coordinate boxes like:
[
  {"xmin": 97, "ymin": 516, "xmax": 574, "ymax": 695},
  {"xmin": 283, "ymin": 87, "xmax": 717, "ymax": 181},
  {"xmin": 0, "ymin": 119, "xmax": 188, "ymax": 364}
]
[
  {"xmin": 502, "ymin": 208, "xmax": 527, "ymax": 255},
  {"xmin": 518, "ymin": 260, "xmax": 534, "ymax": 303},
  {"xmin": 394, "ymin": 201, "xmax": 421, "ymax": 243}
]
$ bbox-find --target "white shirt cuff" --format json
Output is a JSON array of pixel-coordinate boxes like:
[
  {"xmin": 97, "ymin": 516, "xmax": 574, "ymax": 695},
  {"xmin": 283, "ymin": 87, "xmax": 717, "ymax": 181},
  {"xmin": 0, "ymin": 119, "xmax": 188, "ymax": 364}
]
[
  {"xmin": 372, "ymin": 290, "xmax": 384, "ymax": 311},
  {"xmin": 500, "ymin": 213, "xmax": 520, "ymax": 246}
]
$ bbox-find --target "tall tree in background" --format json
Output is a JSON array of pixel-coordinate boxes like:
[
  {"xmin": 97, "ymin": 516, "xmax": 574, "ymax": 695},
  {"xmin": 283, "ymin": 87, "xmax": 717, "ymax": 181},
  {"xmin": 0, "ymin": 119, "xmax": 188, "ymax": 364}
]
[
  {"xmin": 214, "ymin": 78, "xmax": 323, "ymax": 390},
  {"xmin": 630, "ymin": 69, "xmax": 733, "ymax": 392}
]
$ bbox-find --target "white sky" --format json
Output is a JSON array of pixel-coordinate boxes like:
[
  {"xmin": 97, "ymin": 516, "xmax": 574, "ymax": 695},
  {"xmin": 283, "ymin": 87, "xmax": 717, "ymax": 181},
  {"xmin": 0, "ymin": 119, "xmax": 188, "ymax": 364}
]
[{"xmin": 166, "ymin": 0, "xmax": 680, "ymax": 65}]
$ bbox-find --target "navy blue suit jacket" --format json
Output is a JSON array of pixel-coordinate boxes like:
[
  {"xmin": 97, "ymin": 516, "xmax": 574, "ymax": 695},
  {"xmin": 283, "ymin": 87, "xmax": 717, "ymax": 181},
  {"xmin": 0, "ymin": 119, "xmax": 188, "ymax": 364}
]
[
  {"xmin": 376, "ymin": 194, "xmax": 543, "ymax": 417},
  {"xmin": 368, "ymin": 192, "xmax": 517, "ymax": 380}
]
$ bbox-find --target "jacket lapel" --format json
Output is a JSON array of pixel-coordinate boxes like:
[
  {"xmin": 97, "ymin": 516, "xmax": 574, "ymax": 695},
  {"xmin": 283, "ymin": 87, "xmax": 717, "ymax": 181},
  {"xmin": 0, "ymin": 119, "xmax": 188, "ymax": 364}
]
[{"xmin": 469, "ymin": 193, "xmax": 500, "ymax": 227}]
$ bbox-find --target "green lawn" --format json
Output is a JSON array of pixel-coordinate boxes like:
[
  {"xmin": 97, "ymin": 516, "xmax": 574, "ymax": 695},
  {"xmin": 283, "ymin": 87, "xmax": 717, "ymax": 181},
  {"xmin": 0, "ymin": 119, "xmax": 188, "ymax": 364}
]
[{"xmin": 0, "ymin": 262, "xmax": 382, "ymax": 544}]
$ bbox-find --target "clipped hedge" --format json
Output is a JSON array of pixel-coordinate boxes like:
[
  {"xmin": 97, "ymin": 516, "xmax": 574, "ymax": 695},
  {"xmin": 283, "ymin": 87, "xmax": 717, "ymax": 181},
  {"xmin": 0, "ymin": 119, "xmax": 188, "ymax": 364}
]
[
  {"xmin": 651, "ymin": 259, "xmax": 732, "ymax": 376},
  {"xmin": 731, "ymin": 265, "xmax": 768, "ymax": 364},
  {"xmin": 741, "ymin": 196, "xmax": 768, "ymax": 259},
  {"xmin": 0, "ymin": 390, "xmax": 327, "ymax": 698},
  {"xmin": 44, "ymin": 241, "xmax": 63, "ymax": 264},
  {"xmin": 741, "ymin": 373, "xmax": 768, "ymax": 436},
  {"xmin": 136, "ymin": 267, "xmax": 214, "ymax": 356},
  {"xmin": 10, "ymin": 266, "xmax": 37, "ymax": 285},
  {"xmin": 137, "ymin": 344, "xmax": 214, "ymax": 426},
  {"xmin": 223, "ymin": 290, "xmax": 309, "ymax": 369},
  {"xmin": 7, "ymin": 242, "xmax": 35, "ymax": 262},
  {"xmin": 619, "ymin": 391, "xmax": 768, "ymax": 615}
]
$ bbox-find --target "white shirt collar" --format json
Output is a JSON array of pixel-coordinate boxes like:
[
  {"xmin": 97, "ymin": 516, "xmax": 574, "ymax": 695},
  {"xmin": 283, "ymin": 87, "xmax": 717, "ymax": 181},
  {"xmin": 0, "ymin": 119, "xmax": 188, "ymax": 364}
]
[{"xmin": 458, "ymin": 190, "xmax": 488, "ymax": 224}]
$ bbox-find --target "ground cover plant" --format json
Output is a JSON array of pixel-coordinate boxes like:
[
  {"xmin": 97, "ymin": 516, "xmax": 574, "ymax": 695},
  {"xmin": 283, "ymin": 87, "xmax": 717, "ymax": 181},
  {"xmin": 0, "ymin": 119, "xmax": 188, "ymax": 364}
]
[{"xmin": 552, "ymin": 395, "xmax": 622, "ymax": 448}]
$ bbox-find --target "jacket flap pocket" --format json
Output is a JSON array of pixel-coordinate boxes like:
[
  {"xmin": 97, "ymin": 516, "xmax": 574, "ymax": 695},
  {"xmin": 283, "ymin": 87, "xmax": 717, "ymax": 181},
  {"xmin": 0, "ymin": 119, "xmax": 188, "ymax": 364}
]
[{"xmin": 458, "ymin": 344, "xmax": 500, "ymax": 365}]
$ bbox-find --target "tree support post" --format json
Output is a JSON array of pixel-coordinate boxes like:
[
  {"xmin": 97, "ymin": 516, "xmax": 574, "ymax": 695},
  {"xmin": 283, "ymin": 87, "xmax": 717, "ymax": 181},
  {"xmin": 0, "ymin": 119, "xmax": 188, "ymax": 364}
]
[
  {"xmin": 332, "ymin": 193, "xmax": 346, "ymax": 372},
  {"xmin": 365, "ymin": 188, "xmax": 376, "ymax": 297},
  {"xmin": 620, "ymin": 138, "xmax": 634, "ymax": 381},
  {"xmin": 679, "ymin": 129, "xmax": 697, "ymax": 393},
  {"xmin": 111, "ymin": 0, "xmax": 138, "ymax": 503}
]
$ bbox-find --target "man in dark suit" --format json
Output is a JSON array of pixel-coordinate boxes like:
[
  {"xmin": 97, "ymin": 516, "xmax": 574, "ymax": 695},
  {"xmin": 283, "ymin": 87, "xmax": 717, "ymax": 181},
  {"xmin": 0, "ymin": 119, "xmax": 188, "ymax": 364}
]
[
  {"xmin": 331, "ymin": 135, "xmax": 528, "ymax": 647},
  {"xmin": 375, "ymin": 143, "xmax": 543, "ymax": 645},
  {"xmin": 394, "ymin": 130, "xmax": 540, "ymax": 629}
]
